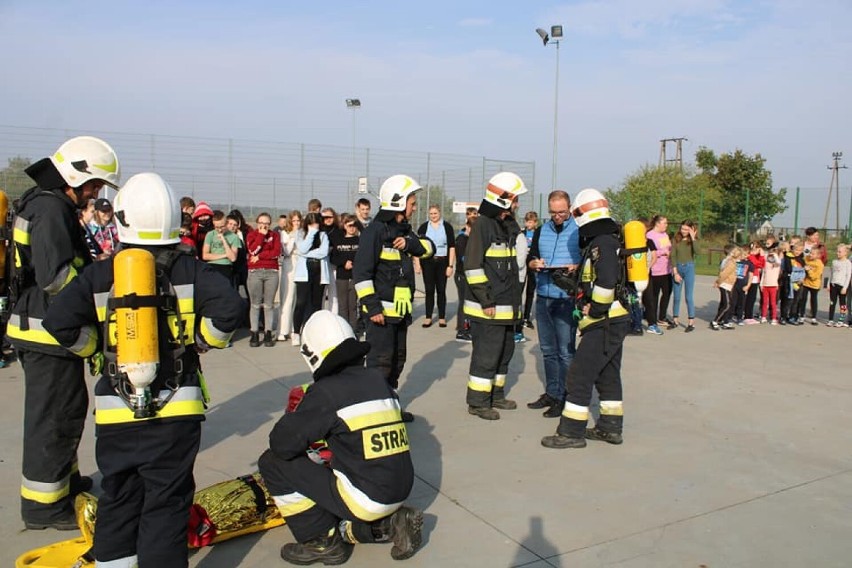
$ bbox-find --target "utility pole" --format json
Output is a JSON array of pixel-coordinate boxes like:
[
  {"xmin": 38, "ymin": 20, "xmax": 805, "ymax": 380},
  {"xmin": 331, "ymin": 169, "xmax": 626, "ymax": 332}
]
[
  {"xmin": 659, "ymin": 137, "xmax": 688, "ymax": 170},
  {"xmin": 824, "ymin": 151, "xmax": 846, "ymax": 232}
]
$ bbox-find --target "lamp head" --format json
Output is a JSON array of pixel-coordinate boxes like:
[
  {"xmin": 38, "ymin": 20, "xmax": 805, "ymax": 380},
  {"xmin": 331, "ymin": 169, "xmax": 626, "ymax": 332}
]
[
  {"xmin": 535, "ymin": 28, "xmax": 549, "ymax": 46},
  {"xmin": 345, "ymin": 98, "xmax": 361, "ymax": 108}
]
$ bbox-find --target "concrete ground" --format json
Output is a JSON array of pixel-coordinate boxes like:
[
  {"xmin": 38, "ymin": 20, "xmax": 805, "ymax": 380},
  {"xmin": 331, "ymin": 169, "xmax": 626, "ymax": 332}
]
[{"xmin": 3, "ymin": 274, "xmax": 852, "ymax": 567}]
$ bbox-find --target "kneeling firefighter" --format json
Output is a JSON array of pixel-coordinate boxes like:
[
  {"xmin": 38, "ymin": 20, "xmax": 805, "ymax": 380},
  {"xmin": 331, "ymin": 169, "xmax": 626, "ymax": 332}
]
[
  {"xmin": 541, "ymin": 188, "xmax": 631, "ymax": 449},
  {"xmin": 43, "ymin": 172, "xmax": 244, "ymax": 567},
  {"xmin": 258, "ymin": 310, "xmax": 423, "ymax": 565}
]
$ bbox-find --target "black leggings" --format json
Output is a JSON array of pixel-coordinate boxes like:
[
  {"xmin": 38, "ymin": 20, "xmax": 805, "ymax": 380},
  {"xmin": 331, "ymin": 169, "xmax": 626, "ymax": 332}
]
[
  {"xmin": 643, "ymin": 273, "xmax": 672, "ymax": 324},
  {"xmin": 294, "ymin": 262, "xmax": 325, "ymax": 334},
  {"xmin": 421, "ymin": 256, "xmax": 449, "ymax": 319},
  {"xmin": 800, "ymin": 286, "xmax": 819, "ymax": 318},
  {"xmin": 829, "ymin": 284, "xmax": 847, "ymax": 321}
]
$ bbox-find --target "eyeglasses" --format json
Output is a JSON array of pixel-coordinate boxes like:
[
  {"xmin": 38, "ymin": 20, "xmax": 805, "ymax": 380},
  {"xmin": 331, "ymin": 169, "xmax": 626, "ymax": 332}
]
[{"xmin": 548, "ymin": 210, "xmax": 570, "ymax": 217}]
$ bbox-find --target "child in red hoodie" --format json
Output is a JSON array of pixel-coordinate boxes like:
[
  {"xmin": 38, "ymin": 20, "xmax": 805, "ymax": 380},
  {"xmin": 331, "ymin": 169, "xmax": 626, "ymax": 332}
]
[{"xmin": 744, "ymin": 241, "xmax": 765, "ymax": 323}]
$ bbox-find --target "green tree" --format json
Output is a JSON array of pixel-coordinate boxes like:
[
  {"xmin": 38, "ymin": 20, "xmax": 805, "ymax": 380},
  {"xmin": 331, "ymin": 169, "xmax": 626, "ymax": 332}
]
[
  {"xmin": 605, "ymin": 164, "xmax": 719, "ymax": 230},
  {"xmin": 0, "ymin": 156, "xmax": 33, "ymax": 198},
  {"xmin": 695, "ymin": 147, "xmax": 787, "ymax": 233}
]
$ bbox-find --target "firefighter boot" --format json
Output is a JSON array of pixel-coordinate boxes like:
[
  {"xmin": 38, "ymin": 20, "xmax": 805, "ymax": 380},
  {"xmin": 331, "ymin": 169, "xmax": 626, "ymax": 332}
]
[
  {"xmin": 585, "ymin": 414, "xmax": 623, "ymax": 445},
  {"xmin": 280, "ymin": 527, "xmax": 353, "ymax": 565},
  {"xmin": 540, "ymin": 434, "xmax": 587, "ymax": 449},
  {"xmin": 491, "ymin": 387, "xmax": 517, "ymax": 410},
  {"xmin": 372, "ymin": 506, "xmax": 424, "ymax": 560},
  {"xmin": 468, "ymin": 406, "xmax": 500, "ymax": 420}
]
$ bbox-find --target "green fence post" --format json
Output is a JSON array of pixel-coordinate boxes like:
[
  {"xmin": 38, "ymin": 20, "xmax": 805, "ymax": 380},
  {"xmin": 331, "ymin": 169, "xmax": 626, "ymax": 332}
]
[
  {"xmin": 744, "ymin": 188, "xmax": 750, "ymax": 244},
  {"xmin": 794, "ymin": 186, "xmax": 800, "ymax": 235}
]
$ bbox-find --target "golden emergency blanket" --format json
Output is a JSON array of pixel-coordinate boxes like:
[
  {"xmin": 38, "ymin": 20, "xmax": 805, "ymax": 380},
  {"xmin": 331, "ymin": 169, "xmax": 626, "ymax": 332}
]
[{"xmin": 16, "ymin": 473, "xmax": 284, "ymax": 568}]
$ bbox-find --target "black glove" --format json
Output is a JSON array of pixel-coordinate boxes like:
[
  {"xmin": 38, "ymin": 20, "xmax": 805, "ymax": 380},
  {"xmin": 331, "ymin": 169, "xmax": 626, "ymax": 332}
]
[{"xmin": 551, "ymin": 268, "xmax": 578, "ymax": 295}]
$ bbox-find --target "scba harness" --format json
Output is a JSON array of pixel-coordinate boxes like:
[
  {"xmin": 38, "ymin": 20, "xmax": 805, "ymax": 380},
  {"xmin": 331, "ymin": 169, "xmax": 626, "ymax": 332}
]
[{"xmin": 103, "ymin": 247, "xmax": 195, "ymax": 419}]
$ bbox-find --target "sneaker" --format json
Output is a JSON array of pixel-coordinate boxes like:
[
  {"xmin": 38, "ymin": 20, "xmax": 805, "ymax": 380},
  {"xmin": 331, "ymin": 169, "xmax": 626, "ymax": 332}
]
[
  {"xmin": 280, "ymin": 528, "xmax": 353, "ymax": 565},
  {"xmin": 737, "ymin": 320, "xmax": 745, "ymax": 326},
  {"xmin": 541, "ymin": 434, "xmax": 587, "ymax": 449},
  {"xmin": 468, "ymin": 406, "xmax": 500, "ymax": 420},
  {"xmin": 710, "ymin": 322, "xmax": 721, "ymax": 331},
  {"xmin": 810, "ymin": 318, "xmax": 819, "ymax": 326},
  {"xmin": 455, "ymin": 331, "xmax": 472, "ymax": 343},
  {"xmin": 684, "ymin": 324, "xmax": 695, "ymax": 333},
  {"xmin": 759, "ymin": 317, "xmax": 768, "ymax": 324},
  {"xmin": 744, "ymin": 318, "xmax": 758, "ymax": 325},
  {"xmin": 779, "ymin": 319, "xmax": 787, "ymax": 326},
  {"xmin": 629, "ymin": 328, "xmax": 644, "ymax": 336},
  {"xmin": 646, "ymin": 325, "xmax": 663, "ymax": 335},
  {"xmin": 722, "ymin": 322, "xmax": 735, "ymax": 329},
  {"xmin": 263, "ymin": 330, "xmax": 276, "ymax": 347},
  {"xmin": 291, "ymin": 333, "xmax": 301, "ymax": 346},
  {"xmin": 523, "ymin": 319, "xmax": 535, "ymax": 330},
  {"xmin": 388, "ymin": 506, "xmax": 424, "ymax": 560},
  {"xmin": 585, "ymin": 428, "xmax": 623, "ymax": 445},
  {"xmin": 277, "ymin": 333, "xmax": 289, "ymax": 341},
  {"xmin": 840, "ymin": 321, "xmax": 849, "ymax": 328},
  {"xmin": 827, "ymin": 320, "xmax": 835, "ymax": 327},
  {"xmin": 666, "ymin": 319, "xmax": 678, "ymax": 330},
  {"xmin": 771, "ymin": 319, "xmax": 779, "ymax": 325},
  {"xmin": 513, "ymin": 332, "xmax": 527, "ymax": 343},
  {"xmin": 797, "ymin": 317, "xmax": 805, "ymax": 325}
]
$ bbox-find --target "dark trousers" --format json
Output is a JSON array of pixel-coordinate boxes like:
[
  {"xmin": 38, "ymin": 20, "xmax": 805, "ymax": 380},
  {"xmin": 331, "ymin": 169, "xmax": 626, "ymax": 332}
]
[
  {"xmin": 258, "ymin": 450, "xmax": 383, "ymax": 544},
  {"xmin": 94, "ymin": 421, "xmax": 201, "ymax": 568},
  {"xmin": 336, "ymin": 279, "xmax": 358, "ymax": 331},
  {"xmin": 732, "ymin": 283, "xmax": 747, "ymax": 319},
  {"xmin": 365, "ymin": 318, "xmax": 408, "ymax": 389},
  {"xmin": 466, "ymin": 322, "xmax": 515, "ymax": 408},
  {"xmin": 454, "ymin": 274, "xmax": 467, "ymax": 331},
  {"xmin": 294, "ymin": 280, "xmax": 326, "ymax": 335},
  {"xmin": 829, "ymin": 284, "xmax": 847, "ymax": 321},
  {"xmin": 744, "ymin": 283, "xmax": 760, "ymax": 319},
  {"xmin": 421, "ymin": 257, "xmax": 449, "ymax": 319},
  {"xmin": 19, "ymin": 349, "xmax": 87, "ymax": 523},
  {"xmin": 557, "ymin": 320, "xmax": 629, "ymax": 438},
  {"xmin": 714, "ymin": 288, "xmax": 732, "ymax": 324},
  {"xmin": 801, "ymin": 286, "xmax": 819, "ymax": 318},
  {"xmin": 646, "ymin": 273, "xmax": 672, "ymax": 323},
  {"xmin": 522, "ymin": 272, "xmax": 536, "ymax": 322}
]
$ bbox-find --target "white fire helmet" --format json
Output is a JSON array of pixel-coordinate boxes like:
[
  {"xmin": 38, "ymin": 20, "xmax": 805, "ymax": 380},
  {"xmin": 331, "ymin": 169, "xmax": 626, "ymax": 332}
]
[
  {"xmin": 50, "ymin": 136, "xmax": 121, "ymax": 189},
  {"xmin": 571, "ymin": 188, "xmax": 611, "ymax": 228},
  {"xmin": 484, "ymin": 172, "xmax": 527, "ymax": 209},
  {"xmin": 300, "ymin": 310, "xmax": 356, "ymax": 374},
  {"xmin": 113, "ymin": 173, "xmax": 182, "ymax": 245},
  {"xmin": 379, "ymin": 174, "xmax": 422, "ymax": 212}
]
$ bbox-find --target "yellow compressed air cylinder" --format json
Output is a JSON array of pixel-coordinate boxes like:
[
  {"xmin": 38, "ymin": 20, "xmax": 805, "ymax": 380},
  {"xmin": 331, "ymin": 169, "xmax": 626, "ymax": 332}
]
[
  {"xmin": 623, "ymin": 220, "xmax": 649, "ymax": 293},
  {"xmin": 114, "ymin": 248, "xmax": 159, "ymax": 391}
]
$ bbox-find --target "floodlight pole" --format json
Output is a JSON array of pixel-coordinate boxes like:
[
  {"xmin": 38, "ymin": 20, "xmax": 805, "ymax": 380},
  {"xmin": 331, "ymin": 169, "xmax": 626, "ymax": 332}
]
[
  {"xmin": 346, "ymin": 98, "xmax": 361, "ymax": 200},
  {"xmin": 536, "ymin": 26, "xmax": 563, "ymax": 190}
]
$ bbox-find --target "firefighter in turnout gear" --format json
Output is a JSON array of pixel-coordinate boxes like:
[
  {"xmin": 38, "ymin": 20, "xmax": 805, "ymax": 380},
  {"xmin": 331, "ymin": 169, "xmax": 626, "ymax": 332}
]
[
  {"xmin": 353, "ymin": 174, "xmax": 434, "ymax": 422},
  {"xmin": 541, "ymin": 188, "xmax": 631, "ymax": 449},
  {"xmin": 464, "ymin": 172, "xmax": 527, "ymax": 420},
  {"xmin": 43, "ymin": 173, "xmax": 243, "ymax": 566},
  {"xmin": 8, "ymin": 136, "xmax": 120, "ymax": 530},
  {"xmin": 258, "ymin": 310, "xmax": 424, "ymax": 565}
]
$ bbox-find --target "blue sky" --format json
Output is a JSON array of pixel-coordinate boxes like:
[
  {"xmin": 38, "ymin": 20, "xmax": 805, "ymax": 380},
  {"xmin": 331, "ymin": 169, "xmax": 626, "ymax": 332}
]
[{"xmin": 2, "ymin": 0, "xmax": 850, "ymax": 226}]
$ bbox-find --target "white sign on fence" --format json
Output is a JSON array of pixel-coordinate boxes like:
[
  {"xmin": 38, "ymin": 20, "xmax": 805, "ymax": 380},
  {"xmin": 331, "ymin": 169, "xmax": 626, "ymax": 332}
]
[
  {"xmin": 357, "ymin": 177, "xmax": 368, "ymax": 194},
  {"xmin": 452, "ymin": 201, "xmax": 479, "ymax": 213}
]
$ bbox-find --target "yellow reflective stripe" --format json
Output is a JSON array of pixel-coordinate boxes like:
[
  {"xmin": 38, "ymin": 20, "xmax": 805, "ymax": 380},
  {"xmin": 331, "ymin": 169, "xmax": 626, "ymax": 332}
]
[
  {"xmin": 494, "ymin": 374, "xmax": 506, "ymax": 388},
  {"xmin": 355, "ymin": 280, "xmax": 375, "ymax": 299},
  {"xmin": 69, "ymin": 325, "xmax": 98, "ymax": 357},
  {"xmin": 94, "ymin": 292, "xmax": 109, "ymax": 322},
  {"xmin": 591, "ymin": 286, "xmax": 615, "ymax": 303},
  {"xmin": 94, "ymin": 387, "xmax": 205, "ymax": 425},
  {"xmin": 273, "ymin": 493, "xmax": 316, "ymax": 517},
  {"xmin": 467, "ymin": 375, "xmax": 493, "ymax": 393},
  {"xmin": 578, "ymin": 303, "xmax": 629, "ymax": 331},
  {"xmin": 21, "ymin": 475, "xmax": 70, "ymax": 504},
  {"xmin": 45, "ymin": 264, "xmax": 76, "ymax": 295},
  {"xmin": 600, "ymin": 400, "xmax": 624, "ymax": 416},
  {"xmin": 13, "ymin": 217, "xmax": 30, "ymax": 245},
  {"xmin": 419, "ymin": 238, "xmax": 434, "ymax": 259},
  {"xmin": 337, "ymin": 398, "xmax": 402, "ymax": 431},
  {"xmin": 562, "ymin": 401, "xmax": 589, "ymax": 422},
  {"xmin": 485, "ymin": 245, "xmax": 513, "ymax": 258},
  {"xmin": 380, "ymin": 247, "xmax": 401, "ymax": 261},
  {"xmin": 6, "ymin": 314, "xmax": 60, "ymax": 345},
  {"xmin": 465, "ymin": 269, "xmax": 488, "ymax": 285},
  {"xmin": 380, "ymin": 301, "xmax": 402, "ymax": 318},
  {"xmin": 463, "ymin": 300, "xmax": 517, "ymax": 320},
  {"xmin": 199, "ymin": 317, "xmax": 231, "ymax": 349},
  {"xmin": 71, "ymin": 255, "xmax": 86, "ymax": 269},
  {"xmin": 334, "ymin": 470, "xmax": 401, "ymax": 522}
]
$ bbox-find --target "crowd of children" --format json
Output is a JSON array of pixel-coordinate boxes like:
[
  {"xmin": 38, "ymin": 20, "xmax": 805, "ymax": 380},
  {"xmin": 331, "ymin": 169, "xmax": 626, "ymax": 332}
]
[{"xmin": 711, "ymin": 232, "xmax": 852, "ymax": 329}]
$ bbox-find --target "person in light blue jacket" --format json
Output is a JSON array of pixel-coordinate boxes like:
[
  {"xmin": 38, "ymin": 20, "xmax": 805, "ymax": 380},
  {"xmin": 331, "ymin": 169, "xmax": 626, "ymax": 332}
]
[{"xmin": 292, "ymin": 212, "xmax": 330, "ymax": 345}]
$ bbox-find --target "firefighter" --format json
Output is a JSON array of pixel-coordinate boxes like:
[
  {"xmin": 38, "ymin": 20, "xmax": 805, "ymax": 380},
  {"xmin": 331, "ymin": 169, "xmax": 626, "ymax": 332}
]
[
  {"xmin": 7, "ymin": 136, "xmax": 120, "ymax": 530},
  {"xmin": 258, "ymin": 310, "xmax": 423, "ymax": 565},
  {"xmin": 541, "ymin": 188, "xmax": 631, "ymax": 449},
  {"xmin": 353, "ymin": 174, "xmax": 434, "ymax": 422},
  {"xmin": 463, "ymin": 172, "xmax": 527, "ymax": 420},
  {"xmin": 43, "ymin": 172, "xmax": 243, "ymax": 566}
]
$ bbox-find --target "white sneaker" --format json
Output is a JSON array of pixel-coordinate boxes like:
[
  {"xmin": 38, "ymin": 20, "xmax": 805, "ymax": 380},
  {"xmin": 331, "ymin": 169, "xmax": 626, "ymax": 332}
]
[
  {"xmin": 759, "ymin": 317, "xmax": 767, "ymax": 324},
  {"xmin": 770, "ymin": 319, "xmax": 778, "ymax": 325},
  {"xmin": 827, "ymin": 321, "xmax": 835, "ymax": 327},
  {"xmin": 277, "ymin": 333, "xmax": 289, "ymax": 341},
  {"xmin": 291, "ymin": 333, "xmax": 301, "ymax": 346}
]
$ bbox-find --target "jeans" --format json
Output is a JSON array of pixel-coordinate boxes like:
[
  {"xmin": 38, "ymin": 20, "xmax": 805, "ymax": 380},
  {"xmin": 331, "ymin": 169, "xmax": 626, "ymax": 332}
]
[
  {"xmin": 671, "ymin": 262, "xmax": 695, "ymax": 319},
  {"xmin": 535, "ymin": 296, "xmax": 577, "ymax": 401}
]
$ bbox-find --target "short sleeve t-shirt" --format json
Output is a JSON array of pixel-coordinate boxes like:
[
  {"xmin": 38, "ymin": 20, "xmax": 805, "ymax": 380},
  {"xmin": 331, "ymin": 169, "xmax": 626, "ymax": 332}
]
[{"xmin": 204, "ymin": 230, "xmax": 242, "ymax": 265}]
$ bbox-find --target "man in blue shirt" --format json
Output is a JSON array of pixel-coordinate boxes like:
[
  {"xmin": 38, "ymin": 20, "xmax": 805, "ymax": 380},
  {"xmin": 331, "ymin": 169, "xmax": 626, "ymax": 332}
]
[{"xmin": 526, "ymin": 190, "xmax": 581, "ymax": 418}]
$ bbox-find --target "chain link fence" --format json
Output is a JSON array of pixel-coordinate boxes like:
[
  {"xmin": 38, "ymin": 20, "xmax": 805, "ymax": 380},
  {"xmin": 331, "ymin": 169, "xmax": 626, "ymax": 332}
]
[{"xmin": 0, "ymin": 125, "xmax": 537, "ymax": 228}]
